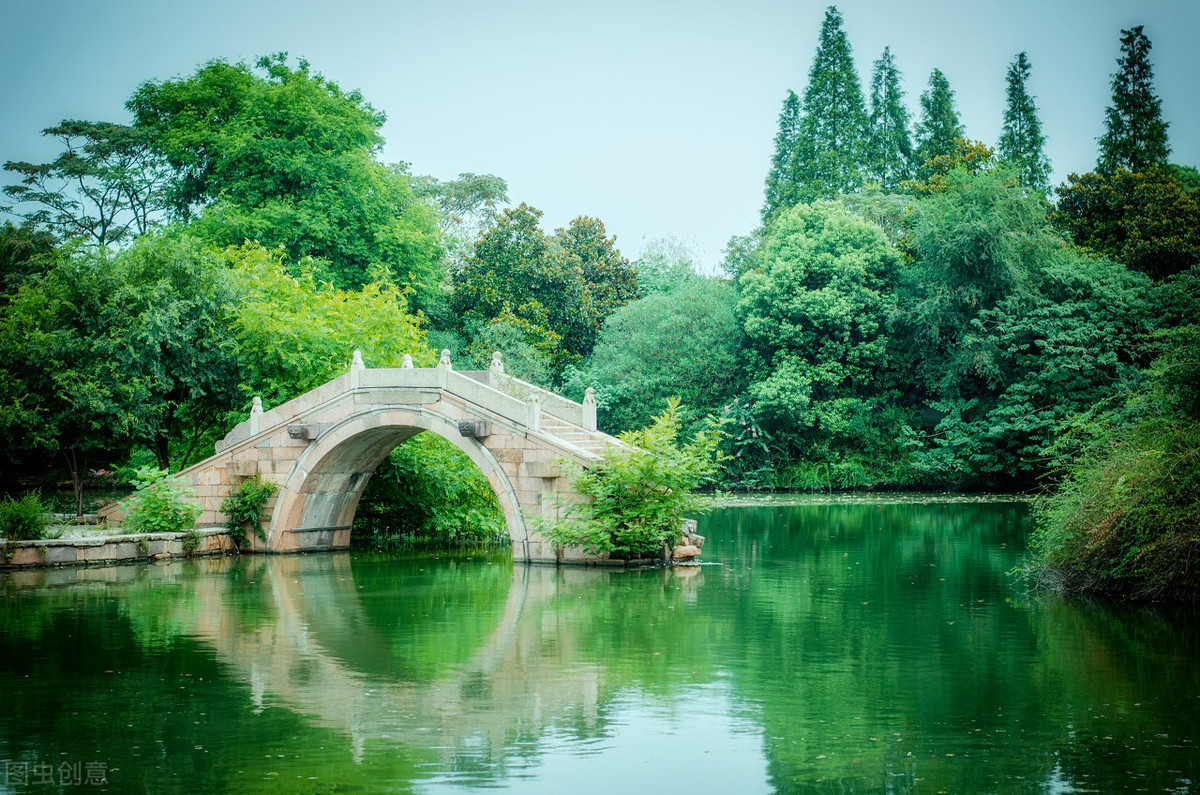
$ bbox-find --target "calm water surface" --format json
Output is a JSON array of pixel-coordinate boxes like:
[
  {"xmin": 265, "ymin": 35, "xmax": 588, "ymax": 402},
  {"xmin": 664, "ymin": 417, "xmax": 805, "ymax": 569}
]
[{"xmin": 2, "ymin": 498, "xmax": 1197, "ymax": 793}]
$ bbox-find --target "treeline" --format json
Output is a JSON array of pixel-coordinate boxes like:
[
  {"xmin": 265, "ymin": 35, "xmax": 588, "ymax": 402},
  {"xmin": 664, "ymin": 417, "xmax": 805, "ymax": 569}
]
[{"xmin": 2, "ymin": 16, "xmax": 1197, "ymax": 591}]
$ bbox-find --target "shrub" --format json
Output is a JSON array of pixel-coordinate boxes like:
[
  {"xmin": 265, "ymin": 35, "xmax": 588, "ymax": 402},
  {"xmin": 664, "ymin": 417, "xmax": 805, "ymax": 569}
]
[
  {"xmin": 537, "ymin": 399, "xmax": 721, "ymax": 560},
  {"xmin": 122, "ymin": 467, "xmax": 201, "ymax": 534},
  {"xmin": 0, "ymin": 492, "xmax": 51, "ymax": 541},
  {"xmin": 220, "ymin": 474, "xmax": 279, "ymax": 549},
  {"xmin": 181, "ymin": 529, "xmax": 202, "ymax": 555}
]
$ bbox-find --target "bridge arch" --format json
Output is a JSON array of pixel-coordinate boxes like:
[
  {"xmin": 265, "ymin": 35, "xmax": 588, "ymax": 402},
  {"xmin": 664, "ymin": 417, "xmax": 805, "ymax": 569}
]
[{"xmin": 269, "ymin": 404, "xmax": 528, "ymax": 554}]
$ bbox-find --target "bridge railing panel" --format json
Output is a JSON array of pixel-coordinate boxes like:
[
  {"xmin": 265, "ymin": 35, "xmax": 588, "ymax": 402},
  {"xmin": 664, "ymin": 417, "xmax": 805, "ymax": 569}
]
[
  {"xmin": 488, "ymin": 372, "xmax": 585, "ymax": 428},
  {"xmin": 445, "ymin": 369, "xmax": 529, "ymax": 426},
  {"xmin": 359, "ymin": 368, "xmax": 440, "ymax": 389}
]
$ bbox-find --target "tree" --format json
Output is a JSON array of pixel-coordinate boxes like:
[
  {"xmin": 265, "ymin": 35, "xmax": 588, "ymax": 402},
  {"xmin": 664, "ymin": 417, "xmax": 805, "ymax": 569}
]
[
  {"xmin": 790, "ymin": 6, "xmax": 870, "ymax": 203},
  {"xmin": 998, "ymin": 53, "xmax": 1050, "ymax": 194},
  {"xmin": 0, "ymin": 222, "xmax": 55, "ymax": 299},
  {"xmin": 1053, "ymin": 168, "xmax": 1200, "ymax": 280},
  {"xmin": 738, "ymin": 201, "xmax": 901, "ymax": 465},
  {"xmin": 899, "ymin": 167, "xmax": 1042, "ymax": 402},
  {"xmin": 1097, "ymin": 26, "xmax": 1170, "ymax": 175},
  {"xmin": 3, "ymin": 121, "xmax": 172, "ymax": 247},
  {"xmin": 0, "ymin": 234, "xmax": 240, "ymax": 509},
  {"xmin": 226, "ymin": 243, "xmax": 433, "ymax": 409},
  {"xmin": 411, "ymin": 171, "xmax": 509, "ymax": 269},
  {"xmin": 631, "ymin": 236, "xmax": 701, "ymax": 296},
  {"xmin": 897, "ymin": 166, "xmax": 1156, "ymax": 483},
  {"xmin": 914, "ymin": 69, "xmax": 965, "ymax": 172},
  {"xmin": 128, "ymin": 54, "xmax": 442, "ymax": 304},
  {"xmin": 864, "ymin": 47, "xmax": 914, "ymax": 190},
  {"xmin": 449, "ymin": 204, "xmax": 636, "ymax": 376},
  {"xmin": 582, "ymin": 278, "xmax": 745, "ymax": 434},
  {"xmin": 762, "ymin": 90, "xmax": 803, "ymax": 222}
]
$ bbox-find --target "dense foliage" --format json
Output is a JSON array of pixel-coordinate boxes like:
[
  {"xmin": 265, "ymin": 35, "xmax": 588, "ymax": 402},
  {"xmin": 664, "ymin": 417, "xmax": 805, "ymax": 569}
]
[
  {"xmin": 1029, "ymin": 324, "xmax": 1199, "ymax": 601},
  {"xmin": 353, "ymin": 434, "xmax": 507, "ymax": 547},
  {"xmin": 220, "ymin": 474, "xmax": 279, "ymax": 549},
  {"xmin": 537, "ymin": 400, "xmax": 720, "ymax": 560}
]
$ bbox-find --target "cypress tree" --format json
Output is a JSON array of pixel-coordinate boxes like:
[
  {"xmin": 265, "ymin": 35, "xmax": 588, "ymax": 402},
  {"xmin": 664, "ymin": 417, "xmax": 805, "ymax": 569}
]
[
  {"xmin": 790, "ymin": 6, "xmax": 869, "ymax": 203},
  {"xmin": 914, "ymin": 69, "xmax": 965, "ymax": 171},
  {"xmin": 762, "ymin": 90, "xmax": 802, "ymax": 222},
  {"xmin": 1097, "ymin": 26, "xmax": 1170, "ymax": 174},
  {"xmin": 865, "ymin": 46, "xmax": 914, "ymax": 190},
  {"xmin": 998, "ymin": 52, "xmax": 1051, "ymax": 193}
]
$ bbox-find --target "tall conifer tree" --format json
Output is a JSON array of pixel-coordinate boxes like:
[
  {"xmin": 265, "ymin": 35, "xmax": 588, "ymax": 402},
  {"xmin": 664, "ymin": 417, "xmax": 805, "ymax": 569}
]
[
  {"xmin": 1097, "ymin": 26, "xmax": 1170, "ymax": 174},
  {"xmin": 998, "ymin": 52, "xmax": 1050, "ymax": 193},
  {"xmin": 762, "ymin": 90, "xmax": 802, "ymax": 222},
  {"xmin": 790, "ymin": 6, "xmax": 869, "ymax": 203},
  {"xmin": 914, "ymin": 69, "xmax": 965, "ymax": 171},
  {"xmin": 865, "ymin": 46, "xmax": 913, "ymax": 190}
]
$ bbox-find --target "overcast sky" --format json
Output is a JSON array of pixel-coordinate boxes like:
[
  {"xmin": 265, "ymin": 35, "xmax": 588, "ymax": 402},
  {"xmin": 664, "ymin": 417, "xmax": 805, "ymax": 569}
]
[{"xmin": 2, "ymin": 0, "xmax": 1197, "ymax": 269}]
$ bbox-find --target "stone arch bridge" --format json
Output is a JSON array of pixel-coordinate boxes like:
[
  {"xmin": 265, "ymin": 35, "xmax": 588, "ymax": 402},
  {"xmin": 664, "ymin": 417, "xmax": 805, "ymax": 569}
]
[{"xmin": 103, "ymin": 352, "xmax": 620, "ymax": 563}]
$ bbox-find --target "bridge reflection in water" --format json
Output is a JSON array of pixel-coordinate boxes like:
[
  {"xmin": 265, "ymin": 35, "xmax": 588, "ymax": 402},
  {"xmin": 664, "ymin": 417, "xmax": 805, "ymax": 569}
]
[{"xmin": 61, "ymin": 553, "xmax": 717, "ymax": 774}]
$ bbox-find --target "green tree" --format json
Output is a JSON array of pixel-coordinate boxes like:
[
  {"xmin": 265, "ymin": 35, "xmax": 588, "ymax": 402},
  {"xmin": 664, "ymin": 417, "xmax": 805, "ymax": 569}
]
[
  {"xmin": 449, "ymin": 204, "xmax": 635, "ymax": 377},
  {"xmin": 582, "ymin": 278, "xmax": 745, "ymax": 434},
  {"xmin": 226, "ymin": 243, "xmax": 433, "ymax": 408},
  {"xmin": 738, "ymin": 201, "xmax": 902, "ymax": 471},
  {"xmin": 631, "ymin": 236, "xmax": 701, "ymax": 296},
  {"xmin": 0, "ymin": 235, "xmax": 239, "ymax": 508},
  {"xmin": 914, "ymin": 69, "xmax": 965, "ymax": 172},
  {"xmin": 762, "ymin": 90, "xmax": 803, "ymax": 222},
  {"xmin": 128, "ymin": 54, "xmax": 442, "ymax": 304},
  {"xmin": 354, "ymin": 433, "xmax": 507, "ymax": 546},
  {"xmin": 3, "ymin": 120, "xmax": 172, "ymax": 247},
  {"xmin": 791, "ymin": 6, "xmax": 869, "ymax": 203},
  {"xmin": 899, "ymin": 167, "xmax": 1040, "ymax": 403},
  {"xmin": 898, "ymin": 167, "xmax": 1156, "ymax": 483},
  {"xmin": 1097, "ymin": 26, "xmax": 1170, "ymax": 175},
  {"xmin": 864, "ymin": 46, "xmax": 914, "ymax": 190},
  {"xmin": 998, "ymin": 52, "xmax": 1050, "ymax": 194},
  {"xmin": 1053, "ymin": 168, "xmax": 1200, "ymax": 280},
  {"xmin": 0, "ymin": 222, "xmax": 55, "ymax": 298}
]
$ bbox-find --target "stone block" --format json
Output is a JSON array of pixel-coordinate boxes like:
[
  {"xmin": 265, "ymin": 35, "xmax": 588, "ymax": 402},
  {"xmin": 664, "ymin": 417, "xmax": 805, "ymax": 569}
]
[
  {"xmin": 524, "ymin": 461, "xmax": 561, "ymax": 478},
  {"xmin": 228, "ymin": 460, "xmax": 258, "ymax": 477},
  {"xmin": 495, "ymin": 448, "xmax": 524, "ymax": 463}
]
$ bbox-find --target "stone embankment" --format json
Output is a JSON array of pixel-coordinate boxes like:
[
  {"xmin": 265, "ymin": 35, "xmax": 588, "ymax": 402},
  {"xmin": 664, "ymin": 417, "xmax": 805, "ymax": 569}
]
[{"xmin": 1, "ymin": 529, "xmax": 234, "ymax": 568}]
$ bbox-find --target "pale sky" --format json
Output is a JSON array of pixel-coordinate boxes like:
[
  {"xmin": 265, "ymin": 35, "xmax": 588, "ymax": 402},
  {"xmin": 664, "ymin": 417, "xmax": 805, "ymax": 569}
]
[{"xmin": 2, "ymin": 0, "xmax": 1197, "ymax": 269}]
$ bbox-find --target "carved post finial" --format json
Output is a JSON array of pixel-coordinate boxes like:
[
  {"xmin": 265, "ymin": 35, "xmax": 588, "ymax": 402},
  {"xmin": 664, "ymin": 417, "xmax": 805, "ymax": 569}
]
[
  {"xmin": 350, "ymin": 349, "xmax": 365, "ymax": 389},
  {"xmin": 583, "ymin": 387, "xmax": 597, "ymax": 431},
  {"xmin": 402, "ymin": 353, "xmax": 413, "ymax": 369},
  {"xmin": 438, "ymin": 349, "xmax": 452, "ymax": 369},
  {"xmin": 250, "ymin": 396, "xmax": 263, "ymax": 436},
  {"xmin": 527, "ymin": 393, "xmax": 542, "ymax": 432},
  {"xmin": 490, "ymin": 351, "xmax": 504, "ymax": 374}
]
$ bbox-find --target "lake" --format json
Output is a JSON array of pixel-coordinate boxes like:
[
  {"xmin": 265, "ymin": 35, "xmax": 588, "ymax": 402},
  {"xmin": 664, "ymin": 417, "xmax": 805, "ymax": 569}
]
[{"xmin": 2, "ymin": 498, "xmax": 1197, "ymax": 793}]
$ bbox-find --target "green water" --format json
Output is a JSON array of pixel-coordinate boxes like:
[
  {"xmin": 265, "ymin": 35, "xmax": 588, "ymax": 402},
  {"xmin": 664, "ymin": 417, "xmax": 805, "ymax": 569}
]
[{"xmin": 2, "ymin": 499, "xmax": 1197, "ymax": 793}]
